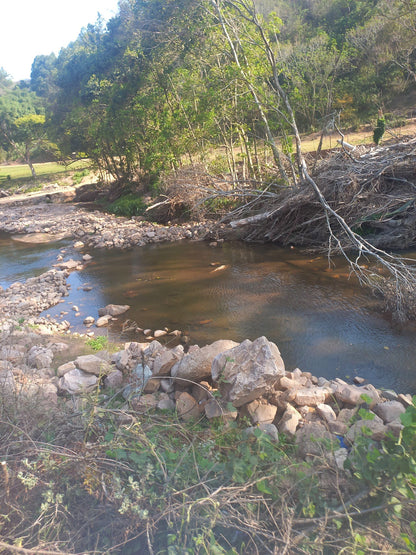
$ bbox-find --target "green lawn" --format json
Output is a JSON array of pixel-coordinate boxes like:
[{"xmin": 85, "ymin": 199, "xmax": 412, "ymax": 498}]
[{"xmin": 0, "ymin": 160, "xmax": 93, "ymax": 192}]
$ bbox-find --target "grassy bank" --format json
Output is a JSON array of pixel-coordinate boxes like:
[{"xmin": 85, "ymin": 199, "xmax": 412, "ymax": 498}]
[{"xmin": 0, "ymin": 160, "xmax": 93, "ymax": 193}]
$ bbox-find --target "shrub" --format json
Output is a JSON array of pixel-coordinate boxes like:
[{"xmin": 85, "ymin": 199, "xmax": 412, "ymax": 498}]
[{"xmin": 107, "ymin": 194, "xmax": 146, "ymax": 217}]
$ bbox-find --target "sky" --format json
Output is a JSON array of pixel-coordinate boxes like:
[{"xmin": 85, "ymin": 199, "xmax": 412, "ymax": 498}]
[{"xmin": 1, "ymin": 0, "xmax": 120, "ymax": 81}]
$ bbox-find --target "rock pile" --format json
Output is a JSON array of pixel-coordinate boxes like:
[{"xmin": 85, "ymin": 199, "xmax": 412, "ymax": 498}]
[
  {"xmin": 0, "ymin": 269, "xmax": 70, "ymax": 319},
  {"xmin": 52, "ymin": 335, "xmax": 413, "ymax": 465},
  {"xmin": 0, "ymin": 202, "xmax": 214, "ymax": 250}
]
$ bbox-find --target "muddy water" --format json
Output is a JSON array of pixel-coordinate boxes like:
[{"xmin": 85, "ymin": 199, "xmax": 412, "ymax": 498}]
[{"xmin": 1, "ymin": 235, "xmax": 416, "ymax": 393}]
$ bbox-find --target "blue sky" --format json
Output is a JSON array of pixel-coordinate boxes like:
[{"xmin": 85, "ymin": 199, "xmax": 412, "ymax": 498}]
[{"xmin": 1, "ymin": 0, "xmax": 120, "ymax": 81}]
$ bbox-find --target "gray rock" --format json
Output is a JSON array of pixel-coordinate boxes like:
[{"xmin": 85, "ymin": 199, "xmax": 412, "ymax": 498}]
[
  {"xmin": 104, "ymin": 370, "xmax": 124, "ymax": 389},
  {"xmin": 122, "ymin": 363, "xmax": 152, "ymax": 400},
  {"xmin": 211, "ymin": 336, "xmax": 285, "ymax": 407},
  {"xmin": 334, "ymin": 448, "xmax": 348, "ymax": 470},
  {"xmin": 98, "ymin": 304, "xmax": 130, "ymax": 317},
  {"xmin": 27, "ymin": 346, "xmax": 54, "ymax": 369},
  {"xmin": 373, "ymin": 401, "xmax": 405, "ymax": 424},
  {"xmin": 295, "ymin": 422, "xmax": 338, "ymax": 459},
  {"xmin": 160, "ymin": 378, "xmax": 174, "ymax": 393},
  {"xmin": 152, "ymin": 345, "xmax": 184, "ymax": 376},
  {"xmin": 0, "ymin": 369, "xmax": 16, "ymax": 396},
  {"xmin": 83, "ymin": 316, "xmax": 95, "ymax": 325},
  {"xmin": 345, "ymin": 418, "xmax": 388, "ymax": 445},
  {"xmin": 48, "ymin": 342, "xmax": 69, "ymax": 353},
  {"xmin": 171, "ymin": 339, "xmax": 238, "ymax": 382},
  {"xmin": 387, "ymin": 417, "xmax": 404, "ymax": 437},
  {"xmin": 245, "ymin": 423, "xmax": 279, "ymax": 442},
  {"xmin": 157, "ymin": 397, "xmax": 176, "ymax": 411},
  {"xmin": 59, "ymin": 368, "xmax": 98, "ymax": 394},
  {"xmin": 114, "ymin": 349, "xmax": 131, "ymax": 371},
  {"xmin": 74, "ymin": 354, "xmax": 112, "ymax": 376}
]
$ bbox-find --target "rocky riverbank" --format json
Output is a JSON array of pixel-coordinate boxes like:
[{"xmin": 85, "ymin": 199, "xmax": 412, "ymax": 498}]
[
  {"xmin": 0, "ymin": 196, "xmax": 216, "ymax": 249},
  {"xmin": 1, "ymin": 322, "xmax": 413, "ymax": 470},
  {"xmin": 0, "ymin": 191, "xmax": 414, "ymax": 470}
]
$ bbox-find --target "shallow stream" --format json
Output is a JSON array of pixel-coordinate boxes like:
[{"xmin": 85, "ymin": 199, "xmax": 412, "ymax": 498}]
[{"xmin": 1, "ymin": 232, "xmax": 416, "ymax": 393}]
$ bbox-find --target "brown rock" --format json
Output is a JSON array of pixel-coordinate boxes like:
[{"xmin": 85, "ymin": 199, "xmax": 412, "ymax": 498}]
[
  {"xmin": 204, "ymin": 399, "xmax": 238, "ymax": 421},
  {"xmin": 176, "ymin": 392, "xmax": 201, "ymax": 421}
]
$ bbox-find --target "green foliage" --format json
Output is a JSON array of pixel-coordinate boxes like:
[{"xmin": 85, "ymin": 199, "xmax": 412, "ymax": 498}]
[
  {"xmin": 72, "ymin": 168, "xmax": 90, "ymax": 184},
  {"xmin": 373, "ymin": 116, "xmax": 386, "ymax": 145},
  {"xmin": 86, "ymin": 335, "xmax": 109, "ymax": 351},
  {"xmin": 107, "ymin": 194, "xmax": 147, "ymax": 217}
]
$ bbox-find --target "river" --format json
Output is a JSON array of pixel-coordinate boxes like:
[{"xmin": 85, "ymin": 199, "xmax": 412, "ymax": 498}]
[{"xmin": 1, "ymin": 232, "xmax": 416, "ymax": 393}]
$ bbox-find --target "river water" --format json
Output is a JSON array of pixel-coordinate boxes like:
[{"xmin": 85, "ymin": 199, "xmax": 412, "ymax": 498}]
[{"xmin": 1, "ymin": 233, "xmax": 416, "ymax": 393}]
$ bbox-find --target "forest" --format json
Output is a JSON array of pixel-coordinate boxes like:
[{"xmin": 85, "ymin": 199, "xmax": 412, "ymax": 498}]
[{"xmin": 0, "ymin": 0, "xmax": 415, "ymax": 184}]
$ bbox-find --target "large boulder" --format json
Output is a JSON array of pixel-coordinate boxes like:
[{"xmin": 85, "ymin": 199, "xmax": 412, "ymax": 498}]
[
  {"xmin": 59, "ymin": 368, "xmax": 98, "ymax": 394},
  {"xmin": 74, "ymin": 354, "xmax": 113, "ymax": 376},
  {"xmin": 153, "ymin": 345, "xmax": 184, "ymax": 376},
  {"xmin": 211, "ymin": 336, "xmax": 285, "ymax": 407},
  {"xmin": 373, "ymin": 401, "xmax": 405, "ymax": 424},
  {"xmin": 171, "ymin": 340, "xmax": 238, "ymax": 382}
]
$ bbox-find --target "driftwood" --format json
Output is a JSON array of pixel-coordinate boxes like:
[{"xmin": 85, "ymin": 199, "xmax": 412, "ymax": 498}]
[
  {"xmin": 225, "ymin": 137, "xmax": 416, "ymax": 249},
  {"xmin": 214, "ymin": 136, "xmax": 416, "ymax": 319}
]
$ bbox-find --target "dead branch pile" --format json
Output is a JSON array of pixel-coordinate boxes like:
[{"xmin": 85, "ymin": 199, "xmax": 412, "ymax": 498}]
[
  {"xmin": 225, "ymin": 137, "xmax": 416, "ymax": 250},
  {"xmin": 148, "ymin": 165, "xmax": 220, "ymax": 222}
]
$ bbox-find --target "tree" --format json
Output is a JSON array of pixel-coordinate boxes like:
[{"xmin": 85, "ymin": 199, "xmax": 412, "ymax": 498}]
[
  {"xmin": 10, "ymin": 114, "xmax": 48, "ymax": 177},
  {"xmin": 30, "ymin": 54, "xmax": 57, "ymax": 98}
]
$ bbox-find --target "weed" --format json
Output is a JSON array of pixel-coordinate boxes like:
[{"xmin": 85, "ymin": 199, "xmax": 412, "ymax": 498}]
[{"xmin": 86, "ymin": 335, "xmax": 108, "ymax": 351}]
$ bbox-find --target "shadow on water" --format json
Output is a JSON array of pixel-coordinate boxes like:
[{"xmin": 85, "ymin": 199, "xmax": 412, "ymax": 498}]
[{"xmin": 1, "ymin": 233, "xmax": 416, "ymax": 393}]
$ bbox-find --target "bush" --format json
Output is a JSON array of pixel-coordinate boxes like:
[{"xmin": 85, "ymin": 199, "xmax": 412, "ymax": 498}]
[{"xmin": 107, "ymin": 194, "xmax": 146, "ymax": 217}]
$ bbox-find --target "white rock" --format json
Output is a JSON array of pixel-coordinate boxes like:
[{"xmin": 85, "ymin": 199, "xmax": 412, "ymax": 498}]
[
  {"xmin": 316, "ymin": 403, "xmax": 337, "ymax": 423},
  {"xmin": 96, "ymin": 315, "xmax": 112, "ymax": 327},
  {"xmin": 279, "ymin": 404, "xmax": 302, "ymax": 436}
]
